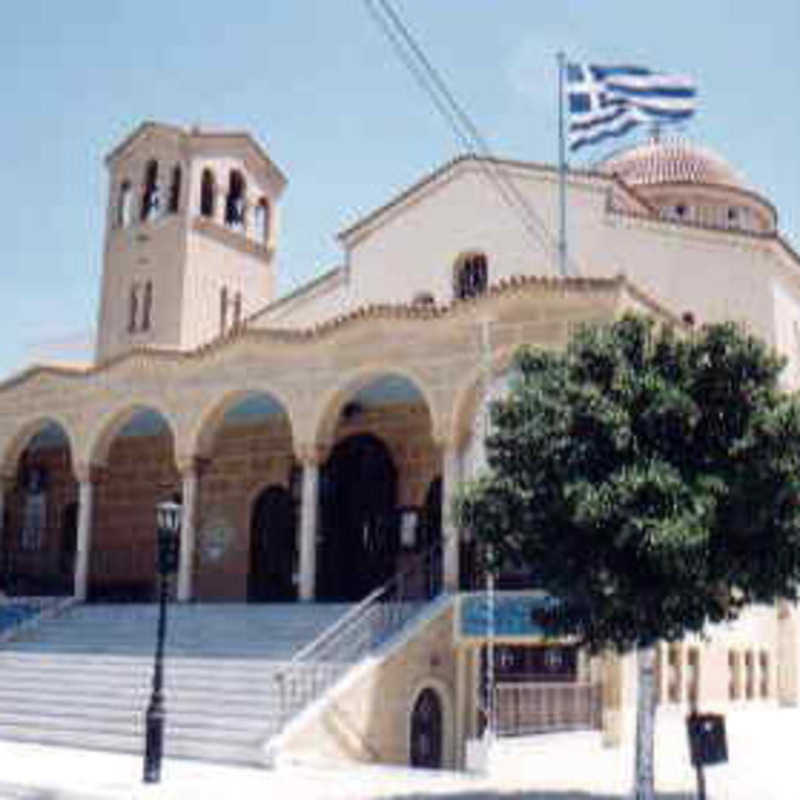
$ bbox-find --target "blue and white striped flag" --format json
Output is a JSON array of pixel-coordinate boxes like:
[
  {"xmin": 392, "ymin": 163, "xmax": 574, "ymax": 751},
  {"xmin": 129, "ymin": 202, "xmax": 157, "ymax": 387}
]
[{"xmin": 566, "ymin": 63, "xmax": 697, "ymax": 152}]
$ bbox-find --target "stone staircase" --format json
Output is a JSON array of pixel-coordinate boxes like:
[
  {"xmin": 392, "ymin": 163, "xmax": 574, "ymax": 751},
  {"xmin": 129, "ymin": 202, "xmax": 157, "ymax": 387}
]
[{"xmin": 0, "ymin": 602, "xmax": 351, "ymax": 765}]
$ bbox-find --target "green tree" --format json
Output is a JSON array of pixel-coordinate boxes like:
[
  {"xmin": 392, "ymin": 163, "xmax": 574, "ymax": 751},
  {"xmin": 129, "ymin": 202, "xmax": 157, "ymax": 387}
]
[{"xmin": 456, "ymin": 315, "xmax": 800, "ymax": 799}]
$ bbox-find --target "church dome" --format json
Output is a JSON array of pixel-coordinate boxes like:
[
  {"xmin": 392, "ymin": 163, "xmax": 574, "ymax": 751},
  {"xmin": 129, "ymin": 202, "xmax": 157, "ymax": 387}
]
[
  {"xmin": 598, "ymin": 137, "xmax": 776, "ymax": 234},
  {"xmin": 600, "ymin": 138, "xmax": 747, "ymax": 190}
]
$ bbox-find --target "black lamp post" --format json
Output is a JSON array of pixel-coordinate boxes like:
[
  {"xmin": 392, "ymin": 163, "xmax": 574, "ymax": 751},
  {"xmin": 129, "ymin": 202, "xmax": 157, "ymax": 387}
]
[{"xmin": 143, "ymin": 497, "xmax": 181, "ymax": 784}]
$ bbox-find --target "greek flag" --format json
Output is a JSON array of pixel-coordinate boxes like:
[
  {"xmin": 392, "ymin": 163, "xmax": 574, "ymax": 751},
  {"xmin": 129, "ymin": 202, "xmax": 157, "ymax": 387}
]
[{"xmin": 566, "ymin": 63, "xmax": 697, "ymax": 152}]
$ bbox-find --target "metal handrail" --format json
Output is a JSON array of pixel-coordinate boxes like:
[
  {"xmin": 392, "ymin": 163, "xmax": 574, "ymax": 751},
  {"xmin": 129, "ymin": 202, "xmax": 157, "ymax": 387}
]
[{"xmin": 275, "ymin": 541, "xmax": 444, "ymax": 727}]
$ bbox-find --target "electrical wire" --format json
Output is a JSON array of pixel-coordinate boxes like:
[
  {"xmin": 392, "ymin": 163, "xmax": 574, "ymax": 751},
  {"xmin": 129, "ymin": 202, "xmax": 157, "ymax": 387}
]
[{"xmin": 363, "ymin": 0, "xmax": 579, "ymax": 276}]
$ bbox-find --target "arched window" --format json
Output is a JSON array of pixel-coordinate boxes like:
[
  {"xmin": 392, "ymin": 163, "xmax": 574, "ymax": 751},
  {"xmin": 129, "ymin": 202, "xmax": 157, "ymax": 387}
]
[
  {"xmin": 128, "ymin": 284, "xmax": 139, "ymax": 333},
  {"xmin": 454, "ymin": 253, "xmax": 488, "ymax": 301},
  {"xmin": 168, "ymin": 165, "xmax": 181, "ymax": 214},
  {"xmin": 220, "ymin": 286, "xmax": 228, "ymax": 334},
  {"xmin": 225, "ymin": 170, "xmax": 246, "ymax": 228},
  {"xmin": 200, "ymin": 169, "xmax": 215, "ymax": 218},
  {"xmin": 142, "ymin": 281, "xmax": 153, "ymax": 331},
  {"xmin": 233, "ymin": 291, "xmax": 242, "ymax": 328},
  {"xmin": 140, "ymin": 160, "xmax": 160, "ymax": 221},
  {"xmin": 254, "ymin": 197, "xmax": 270, "ymax": 244},
  {"xmin": 116, "ymin": 180, "xmax": 132, "ymax": 228}
]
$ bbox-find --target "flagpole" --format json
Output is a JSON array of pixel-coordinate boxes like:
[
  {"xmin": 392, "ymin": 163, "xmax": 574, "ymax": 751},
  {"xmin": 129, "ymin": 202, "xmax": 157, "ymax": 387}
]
[{"xmin": 557, "ymin": 51, "xmax": 568, "ymax": 278}]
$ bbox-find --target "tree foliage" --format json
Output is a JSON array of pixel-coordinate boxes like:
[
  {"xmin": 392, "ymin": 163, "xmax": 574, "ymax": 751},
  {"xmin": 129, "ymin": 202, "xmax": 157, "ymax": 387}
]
[{"xmin": 456, "ymin": 315, "xmax": 800, "ymax": 652}]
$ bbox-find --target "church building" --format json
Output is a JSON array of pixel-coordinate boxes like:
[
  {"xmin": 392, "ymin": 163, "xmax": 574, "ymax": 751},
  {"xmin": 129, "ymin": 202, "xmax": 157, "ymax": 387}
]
[{"xmin": 0, "ymin": 121, "xmax": 797, "ymax": 768}]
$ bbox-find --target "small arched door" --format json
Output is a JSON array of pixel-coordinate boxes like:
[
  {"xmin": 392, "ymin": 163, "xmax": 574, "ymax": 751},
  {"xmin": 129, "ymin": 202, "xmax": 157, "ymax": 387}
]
[
  {"xmin": 248, "ymin": 486, "xmax": 297, "ymax": 602},
  {"xmin": 410, "ymin": 687, "xmax": 443, "ymax": 768}
]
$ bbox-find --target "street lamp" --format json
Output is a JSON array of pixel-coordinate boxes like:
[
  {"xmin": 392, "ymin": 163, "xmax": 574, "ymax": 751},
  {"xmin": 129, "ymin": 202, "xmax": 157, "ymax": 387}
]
[{"xmin": 143, "ymin": 496, "xmax": 181, "ymax": 784}]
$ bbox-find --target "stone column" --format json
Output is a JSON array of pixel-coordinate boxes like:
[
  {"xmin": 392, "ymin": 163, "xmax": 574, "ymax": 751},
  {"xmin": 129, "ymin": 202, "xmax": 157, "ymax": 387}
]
[
  {"xmin": 441, "ymin": 442, "xmax": 462, "ymax": 591},
  {"xmin": 297, "ymin": 446, "xmax": 323, "ymax": 602},
  {"xmin": 73, "ymin": 467, "xmax": 96, "ymax": 602},
  {"xmin": 177, "ymin": 464, "xmax": 200, "ymax": 602}
]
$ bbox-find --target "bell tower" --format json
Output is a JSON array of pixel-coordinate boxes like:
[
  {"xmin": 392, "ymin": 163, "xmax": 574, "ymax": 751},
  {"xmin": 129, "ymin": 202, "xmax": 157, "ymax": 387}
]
[{"xmin": 95, "ymin": 122, "xmax": 287, "ymax": 363}]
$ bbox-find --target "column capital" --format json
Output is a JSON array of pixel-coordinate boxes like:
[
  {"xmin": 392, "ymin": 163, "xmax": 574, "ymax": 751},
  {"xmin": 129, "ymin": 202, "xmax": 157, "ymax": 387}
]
[
  {"xmin": 176, "ymin": 455, "xmax": 211, "ymax": 478},
  {"xmin": 294, "ymin": 441, "xmax": 331, "ymax": 467},
  {"xmin": 433, "ymin": 434, "xmax": 462, "ymax": 455},
  {"xmin": 73, "ymin": 462, "xmax": 108, "ymax": 485}
]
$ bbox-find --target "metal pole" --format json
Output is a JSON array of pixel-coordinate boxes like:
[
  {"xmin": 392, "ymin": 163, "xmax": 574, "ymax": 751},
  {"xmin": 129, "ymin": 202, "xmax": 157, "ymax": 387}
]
[
  {"xmin": 557, "ymin": 51, "xmax": 568, "ymax": 278},
  {"xmin": 479, "ymin": 318, "xmax": 496, "ymax": 741},
  {"xmin": 695, "ymin": 762, "xmax": 707, "ymax": 800},
  {"xmin": 143, "ymin": 568, "xmax": 169, "ymax": 783}
]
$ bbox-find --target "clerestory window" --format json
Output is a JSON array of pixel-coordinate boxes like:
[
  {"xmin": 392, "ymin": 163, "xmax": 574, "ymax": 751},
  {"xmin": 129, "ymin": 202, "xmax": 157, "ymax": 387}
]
[
  {"xmin": 169, "ymin": 165, "xmax": 182, "ymax": 214},
  {"xmin": 200, "ymin": 169, "xmax": 215, "ymax": 218},
  {"xmin": 140, "ymin": 160, "xmax": 161, "ymax": 221},
  {"xmin": 225, "ymin": 170, "xmax": 246, "ymax": 228},
  {"xmin": 116, "ymin": 180, "xmax": 133, "ymax": 228},
  {"xmin": 454, "ymin": 253, "xmax": 488, "ymax": 301}
]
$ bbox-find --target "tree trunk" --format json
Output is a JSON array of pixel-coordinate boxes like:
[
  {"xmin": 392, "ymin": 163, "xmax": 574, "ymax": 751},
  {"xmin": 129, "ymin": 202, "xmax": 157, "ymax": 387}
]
[{"xmin": 633, "ymin": 644, "xmax": 657, "ymax": 800}]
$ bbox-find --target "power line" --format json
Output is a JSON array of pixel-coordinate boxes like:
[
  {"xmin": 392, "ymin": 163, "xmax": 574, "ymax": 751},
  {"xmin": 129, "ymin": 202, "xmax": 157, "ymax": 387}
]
[{"xmin": 363, "ymin": 0, "xmax": 579, "ymax": 277}]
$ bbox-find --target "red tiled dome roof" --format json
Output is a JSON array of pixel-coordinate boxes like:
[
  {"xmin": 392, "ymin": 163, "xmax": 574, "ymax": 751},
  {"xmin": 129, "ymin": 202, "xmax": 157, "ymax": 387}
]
[{"xmin": 599, "ymin": 138, "xmax": 749, "ymax": 190}]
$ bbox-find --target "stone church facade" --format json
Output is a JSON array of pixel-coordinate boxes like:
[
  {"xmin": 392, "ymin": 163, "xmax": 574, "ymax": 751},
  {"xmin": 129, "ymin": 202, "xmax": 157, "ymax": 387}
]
[{"xmin": 0, "ymin": 121, "xmax": 798, "ymax": 766}]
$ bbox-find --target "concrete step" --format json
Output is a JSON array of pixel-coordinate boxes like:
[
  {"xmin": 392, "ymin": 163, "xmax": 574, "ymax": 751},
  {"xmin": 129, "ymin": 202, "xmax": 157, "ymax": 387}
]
[
  {"xmin": 0, "ymin": 602, "xmax": 354, "ymax": 765},
  {"xmin": 0, "ymin": 725, "xmax": 262, "ymax": 765},
  {"xmin": 0, "ymin": 709, "xmax": 277, "ymax": 740}
]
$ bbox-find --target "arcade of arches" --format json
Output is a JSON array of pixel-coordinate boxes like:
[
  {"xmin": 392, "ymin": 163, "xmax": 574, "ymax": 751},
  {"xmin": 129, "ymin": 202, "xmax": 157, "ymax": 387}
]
[{"xmin": 0, "ymin": 374, "xmax": 471, "ymax": 603}]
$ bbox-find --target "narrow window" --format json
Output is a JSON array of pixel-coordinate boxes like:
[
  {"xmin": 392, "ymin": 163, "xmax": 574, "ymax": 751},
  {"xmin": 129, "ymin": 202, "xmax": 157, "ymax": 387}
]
[
  {"xmin": 686, "ymin": 647, "xmax": 700, "ymax": 706},
  {"xmin": 668, "ymin": 645, "xmax": 682, "ymax": 703},
  {"xmin": 128, "ymin": 284, "xmax": 139, "ymax": 333},
  {"xmin": 142, "ymin": 281, "xmax": 153, "ymax": 331},
  {"xmin": 169, "ymin": 165, "xmax": 182, "ymax": 214},
  {"xmin": 728, "ymin": 650, "xmax": 740, "ymax": 700},
  {"xmin": 254, "ymin": 197, "xmax": 270, "ymax": 244},
  {"xmin": 200, "ymin": 169, "xmax": 215, "ymax": 218},
  {"xmin": 654, "ymin": 645, "xmax": 663, "ymax": 705},
  {"xmin": 225, "ymin": 170, "xmax": 246, "ymax": 228},
  {"xmin": 745, "ymin": 651, "xmax": 755, "ymax": 700},
  {"xmin": 140, "ymin": 160, "xmax": 160, "ymax": 221},
  {"xmin": 760, "ymin": 651, "xmax": 769, "ymax": 698},
  {"xmin": 454, "ymin": 253, "xmax": 488, "ymax": 301},
  {"xmin": 220, "ymin": 287, "xmax": 228, "ymax": 334},
  {"xmin": 116, "ymin": 180, "xmax": 132, "ymax": 228},
  {"xmin": 233, "ymin": 292, "xmax": 242, "ymax": 328}
]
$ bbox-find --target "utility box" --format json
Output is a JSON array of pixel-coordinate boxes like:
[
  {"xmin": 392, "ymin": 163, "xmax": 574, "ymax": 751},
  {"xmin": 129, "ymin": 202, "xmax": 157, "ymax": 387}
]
[{"xmin": 687, "ymin": 712, "xmax": 728, "ymax": 767}]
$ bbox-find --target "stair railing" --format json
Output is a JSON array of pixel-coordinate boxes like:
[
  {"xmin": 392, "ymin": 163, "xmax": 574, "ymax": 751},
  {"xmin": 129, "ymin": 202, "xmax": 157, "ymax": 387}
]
[{"xmin": 275, "ymin": 540, "xmax": 444, "ymax": 727}]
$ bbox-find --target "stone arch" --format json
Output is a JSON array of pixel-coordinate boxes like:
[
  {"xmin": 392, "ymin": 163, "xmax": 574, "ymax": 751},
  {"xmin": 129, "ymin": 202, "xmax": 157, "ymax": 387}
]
[
  {"xmin": 1, "ymin": 415, "xmax": 77, "ymax": 478},
  {"xmin": 186, "ymin": 387, "xmax": 297, "ymax": 463},
  {"xmin": 406, "ymin": 677, "xmax": 455, "ymax": 770},
  {"xmin": 309, "ymin": 365, "xmax": 441, "ymax": 453},
  {"xmin": 448, "ymin": 344, "xmax": 518, "ymax": 448},
  {"xmin": 84, "ymin": 403, "xmax": 179, "ymax": 468}
]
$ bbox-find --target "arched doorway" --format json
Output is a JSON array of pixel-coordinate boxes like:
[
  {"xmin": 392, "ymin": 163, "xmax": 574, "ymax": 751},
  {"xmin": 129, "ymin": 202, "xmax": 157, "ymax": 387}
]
[
  {"xmin": 410, "ymin": 687, "xmax": 443, "ymax": 768},
  {"xmin": 192, "ymin": 390, "xmax": 294, "ymax": 601},
  {"xmin": 89, "ymin": 407, "xmax": 178, "ymax": 602},
  {"xmin": 318, "ymin": 434, "xmax": 398, "ymax": 601},
  {"xmin": 4, "ymin": 420, "xmax": 76, "ymax": 596},
  {"xmin": 248, "ymin": 485, "xmax": 297, "ymax": 602}
]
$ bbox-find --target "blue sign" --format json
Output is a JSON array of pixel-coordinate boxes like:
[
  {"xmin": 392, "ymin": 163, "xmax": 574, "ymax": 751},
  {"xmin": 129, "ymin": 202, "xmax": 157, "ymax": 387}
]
[{"xmin": 459, "ymin": 593, "xmax": 560, "ymax": 639}]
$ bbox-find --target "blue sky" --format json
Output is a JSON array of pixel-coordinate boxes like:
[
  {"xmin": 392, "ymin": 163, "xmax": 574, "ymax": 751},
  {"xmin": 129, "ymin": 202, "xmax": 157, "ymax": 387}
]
[{"xmin": 0, "ymin": 0, "xmax": 797, "ymax": 378}]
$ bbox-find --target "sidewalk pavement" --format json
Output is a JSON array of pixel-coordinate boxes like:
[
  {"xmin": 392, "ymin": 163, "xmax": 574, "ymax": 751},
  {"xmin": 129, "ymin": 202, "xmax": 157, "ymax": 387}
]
[{"xmin": 0, "ymin": 705, "xmax": 794, "ymax": 799}]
